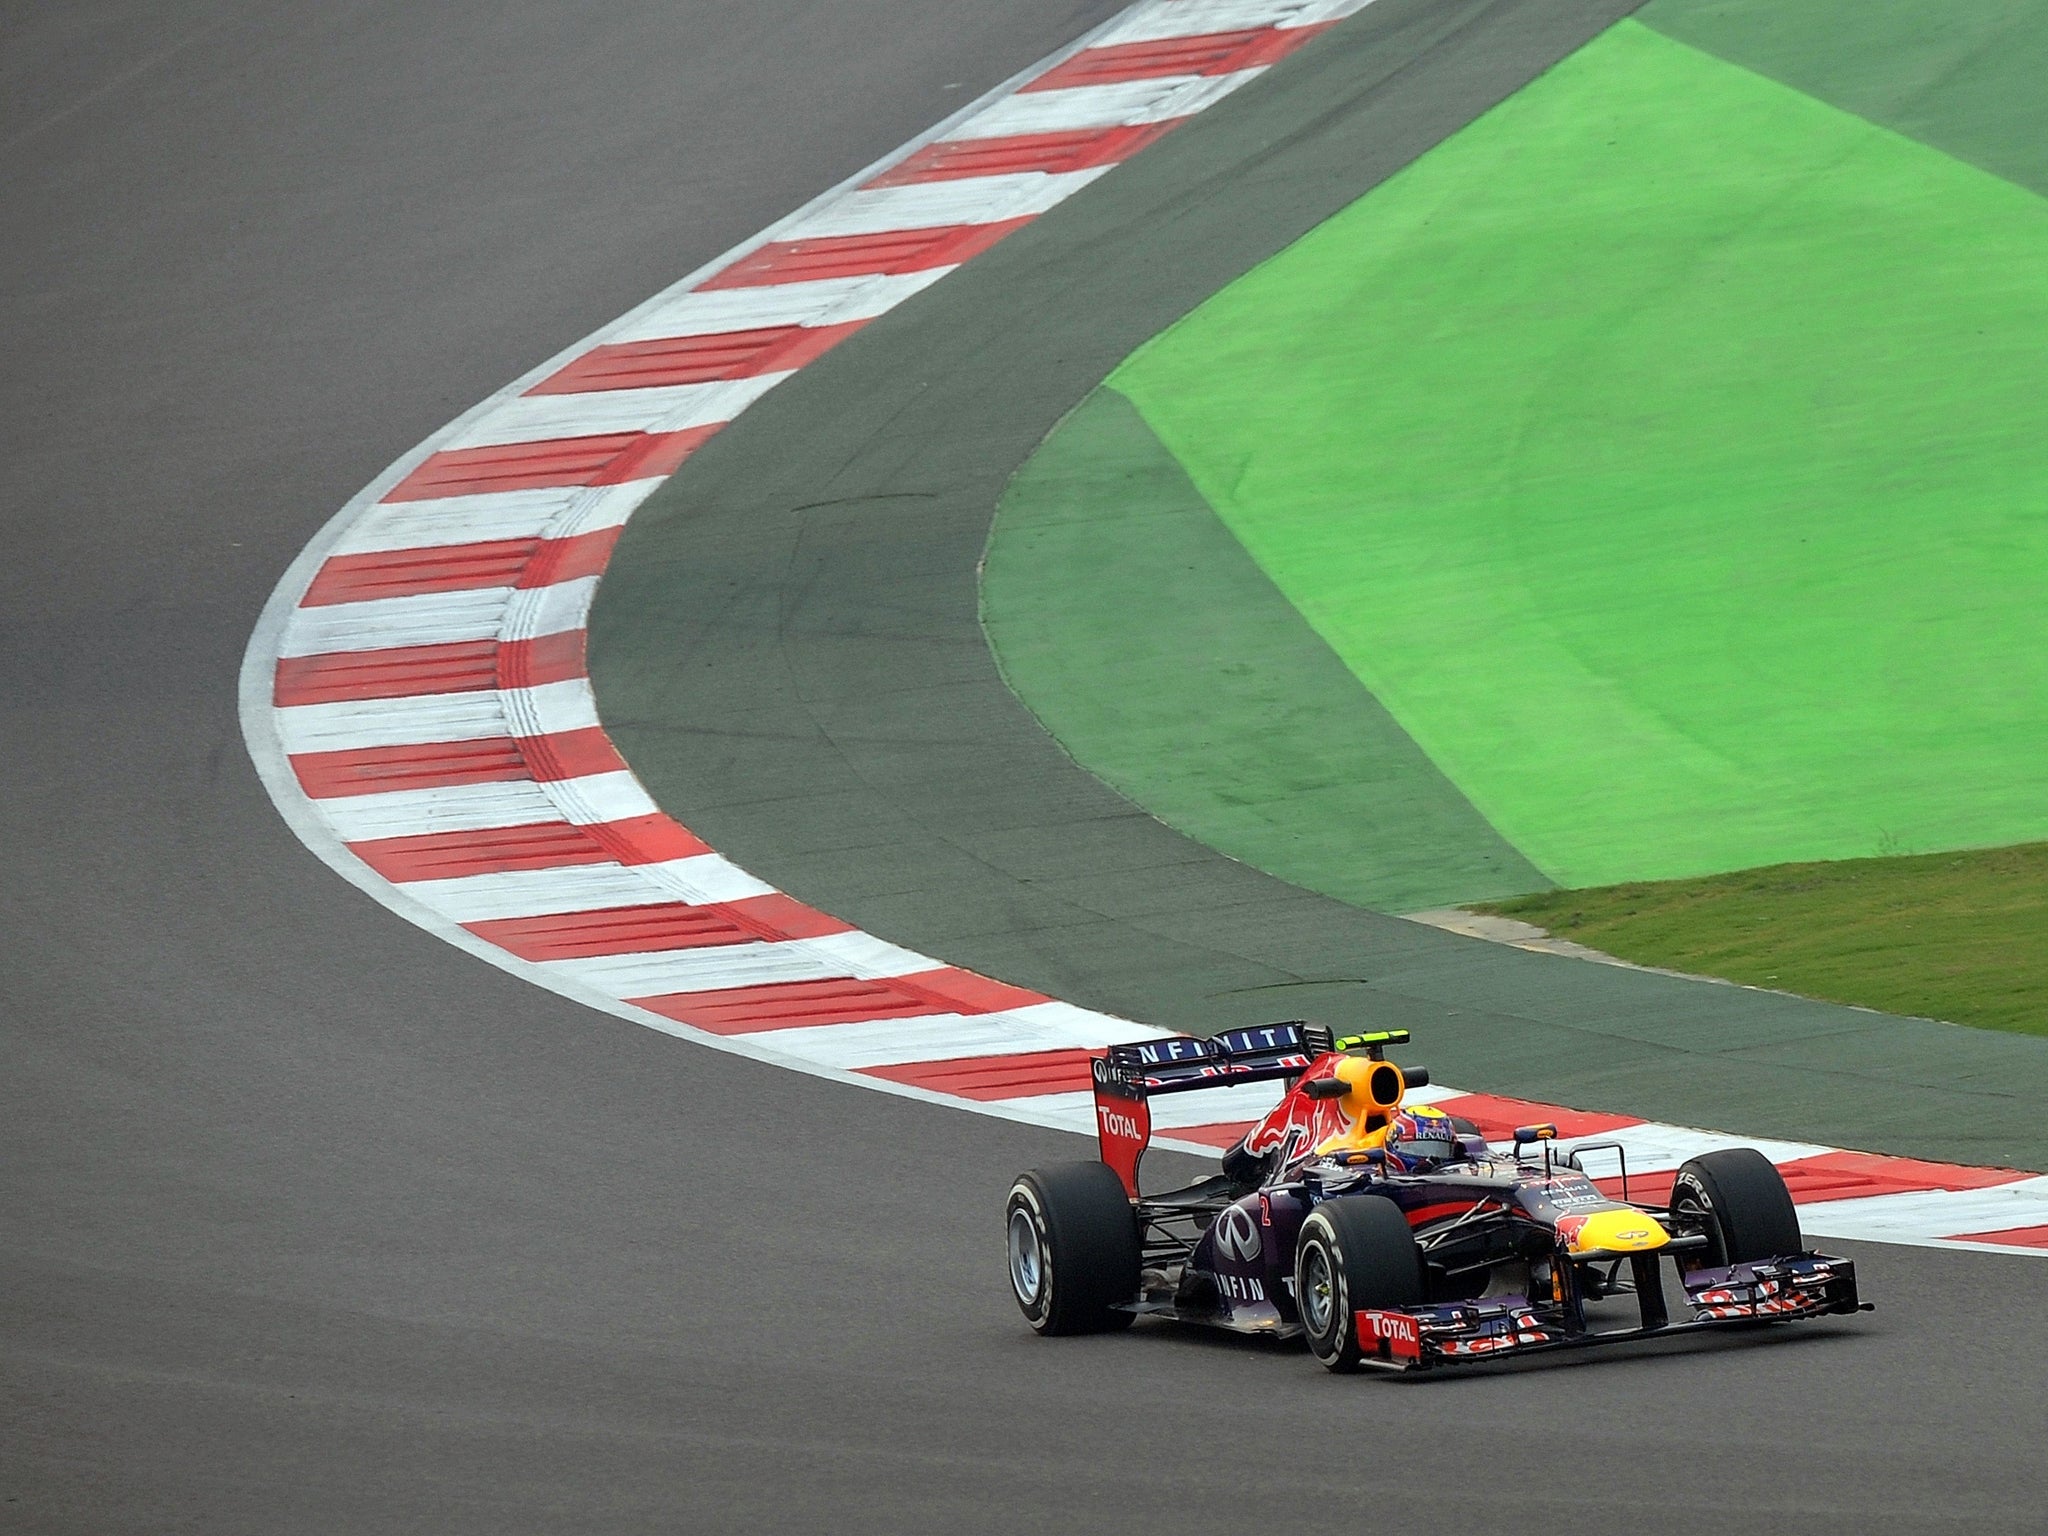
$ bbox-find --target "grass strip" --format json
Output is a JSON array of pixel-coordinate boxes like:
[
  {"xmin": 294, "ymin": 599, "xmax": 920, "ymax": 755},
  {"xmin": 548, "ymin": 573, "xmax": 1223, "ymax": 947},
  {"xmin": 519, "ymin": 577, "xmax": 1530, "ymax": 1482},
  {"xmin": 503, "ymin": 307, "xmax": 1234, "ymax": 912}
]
[{"xmin": 1478, "ymin": 843, "xmax": 2048, "ymax": 1036}]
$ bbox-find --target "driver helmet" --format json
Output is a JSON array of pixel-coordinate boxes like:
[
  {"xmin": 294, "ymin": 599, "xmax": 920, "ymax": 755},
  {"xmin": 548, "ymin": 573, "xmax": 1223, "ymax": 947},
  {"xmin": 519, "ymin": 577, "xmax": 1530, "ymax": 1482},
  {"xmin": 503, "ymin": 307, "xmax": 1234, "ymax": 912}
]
[{"xmin": 1385, "ymin": 1106, "xmax": 1459, "ymax": 1170}]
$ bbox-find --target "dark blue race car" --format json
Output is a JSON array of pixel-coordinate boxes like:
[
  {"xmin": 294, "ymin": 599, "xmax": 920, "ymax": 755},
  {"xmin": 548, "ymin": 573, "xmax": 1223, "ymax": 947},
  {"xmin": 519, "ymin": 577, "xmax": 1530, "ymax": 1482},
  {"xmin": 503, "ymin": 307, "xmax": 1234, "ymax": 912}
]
[{"xmin": 1004, "ymin": 1026, "xmax": 1868, "ymax": 1371}]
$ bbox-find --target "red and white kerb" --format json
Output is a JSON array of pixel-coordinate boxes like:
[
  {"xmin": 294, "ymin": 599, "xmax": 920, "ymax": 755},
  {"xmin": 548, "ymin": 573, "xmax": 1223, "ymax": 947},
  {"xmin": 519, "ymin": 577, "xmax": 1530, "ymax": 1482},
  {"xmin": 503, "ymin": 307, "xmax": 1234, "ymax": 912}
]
[{"xmin": 242, "ymin": 0, "xmax": 2048, "ymax": 1257}]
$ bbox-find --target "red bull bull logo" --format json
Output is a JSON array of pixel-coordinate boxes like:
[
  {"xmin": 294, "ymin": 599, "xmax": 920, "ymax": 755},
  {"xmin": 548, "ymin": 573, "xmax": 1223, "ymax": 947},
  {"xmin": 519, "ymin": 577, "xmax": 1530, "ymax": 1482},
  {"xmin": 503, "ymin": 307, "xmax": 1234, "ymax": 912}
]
[{"xmin": 1241, "ymin": 1071, "xmax": 1353, "ymax": 1160}]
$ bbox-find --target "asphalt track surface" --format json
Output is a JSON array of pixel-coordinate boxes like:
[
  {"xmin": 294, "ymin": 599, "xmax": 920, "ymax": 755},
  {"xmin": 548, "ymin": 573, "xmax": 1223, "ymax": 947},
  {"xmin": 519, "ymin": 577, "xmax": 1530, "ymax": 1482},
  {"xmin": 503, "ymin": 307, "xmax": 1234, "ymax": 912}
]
[{"xmin": 3, "ymin": 3, "xmax": 2044, "ymax": 1532}]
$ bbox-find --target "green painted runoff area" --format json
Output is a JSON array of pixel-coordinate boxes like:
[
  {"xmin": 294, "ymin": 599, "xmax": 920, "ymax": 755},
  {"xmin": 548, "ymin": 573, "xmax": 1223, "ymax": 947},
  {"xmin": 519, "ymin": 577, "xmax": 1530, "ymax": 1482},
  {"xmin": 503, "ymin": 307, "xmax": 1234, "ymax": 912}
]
[
  {"xmin": 1480, "ymin": 843, "xmax": 2048, "ymax": 1037},
  {"xmin": 985, "ymin": 389, "xmax": 1550, "ymax": 913},
  {"xmin": 1107, "ymin": 19, "xmax": 2048, "ymax": 890}
]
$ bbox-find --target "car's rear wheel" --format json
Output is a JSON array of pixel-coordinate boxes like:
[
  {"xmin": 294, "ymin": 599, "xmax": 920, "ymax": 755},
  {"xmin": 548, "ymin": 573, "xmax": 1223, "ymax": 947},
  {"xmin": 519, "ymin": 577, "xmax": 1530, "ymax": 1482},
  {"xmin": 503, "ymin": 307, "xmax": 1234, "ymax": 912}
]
[
  {"xmin": 1005, "ymin": 1163, "xmax": 1140, "ymax": 1335},
  {"xmin": 1670, "ymin": 1148, "xmax": 1802, "ymax": 1266},
  {"xmin": 1293, "ymin": 1195, "xmax": 1424, "ymax": 1372}
]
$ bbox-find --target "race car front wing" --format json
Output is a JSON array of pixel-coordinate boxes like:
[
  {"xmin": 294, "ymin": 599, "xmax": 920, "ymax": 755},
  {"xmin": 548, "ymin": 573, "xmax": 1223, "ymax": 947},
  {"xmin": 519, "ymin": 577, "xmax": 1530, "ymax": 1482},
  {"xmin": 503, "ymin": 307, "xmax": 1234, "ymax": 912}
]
[{"xmin": 1356, "ymin": 1253, "xmax": 1866, "ymax": 1370}]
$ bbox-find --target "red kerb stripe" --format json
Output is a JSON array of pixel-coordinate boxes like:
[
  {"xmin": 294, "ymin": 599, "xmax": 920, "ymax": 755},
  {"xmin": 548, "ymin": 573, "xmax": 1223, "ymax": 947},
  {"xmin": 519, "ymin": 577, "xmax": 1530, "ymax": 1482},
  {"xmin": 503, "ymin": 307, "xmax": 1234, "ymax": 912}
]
[
  {"xmin": 1773, "ymin": 1150, "xmax": 2024, "ymax": 1203},
  {"xmin": 467, "ymin": 893, "xmax": 853, "ymax": 962},
  {"xmin": 1951, "ymin": 1224, "xmax": 2048, "ymax": 1249},
  {"xmin": 381, "ymin": 427, "xmax": 717, "ymax": 502},
  {"xmin": 866, "ymin": 124, "xmax": 1177, "ymax": 186},
  {"xmin": 859, "ymin": 1048, "xmax": 1102, "ymax": 1100},
  {"xmin": 270, "ymin": 633, "xmax": 591, "ymax": 710},
  {"xmin": 698, "ymin": 219, "xmax": 1032, "ymax": 289},
  {"xmin": 496, "ymin": 630, "xmax": 588, "ymax": 691},
  {"xmin": 529, "ymin": 321, "xmax": 868, "ymax": 392},
  {"xmin": 299, "ymin": 524, "xmax": 620, "ymax": 609},
  {"xmin": 582, "ymin": 813, "xmax": 712, "ymax": 867},
  {"xmin": 631, "ymin": 966, "xmax": 1047, "ymax": 1033},
  {"xmin": 290, "ymin": 737, "xmax": 532, "ymax": 798},
  {"xmin": 348, "ymin": 823, "xmax": 602, "ymax": 884},
  {"xmin": 471, "ymin": 901, "xmax": 759, "ymax": 961},
  {"xmin": 518, "ymin": 725, "xmax": 627, "ymax": 782},
  {"xmin": 1160, "ymin": 1121, "xmax": 1259, "ymax": 1150},
  {"xmin": 345, "ymin": 814, "xmax": 704, "ymax": 883},
  {"xmin": 287, "ymin": 724, "xmax": 617, "ymax": 799},
  {"xmin": 517, "ymin": 526, "xmax": 620, "ymax": 588},
  {"xmin": 349, "ymin": 820, "xmax": 613, "ymax": 882},
  {"xmin": 302, "ymin": 538, "xmax": 538, "ymax": 606},
  {"xmin": 275, "ymin": 641, "xmax": 501, "ymax": 707},
  {"xmin": 1020, "ymin": 24, "xmax": 1333, "ymax": 92},
  {"xmin": 1596, "ymin": 1152, "xmax": 2025, "ymax": 1210}
]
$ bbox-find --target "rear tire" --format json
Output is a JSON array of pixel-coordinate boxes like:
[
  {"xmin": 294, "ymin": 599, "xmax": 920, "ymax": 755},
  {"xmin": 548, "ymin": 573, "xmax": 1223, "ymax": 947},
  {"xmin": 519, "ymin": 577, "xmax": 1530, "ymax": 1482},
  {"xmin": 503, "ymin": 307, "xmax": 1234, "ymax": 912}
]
[
  {"xmin": 1293, "ymin": 1196, "xmax": 1424, "ymax": 1372},
  {"xmin": 1670, "ymin": 1148, "xmax": 1802, "ymax": 1266},
  {"xmin": 1005, "ymin": 1163, "xmax": 1140, "ymax": 1335}
]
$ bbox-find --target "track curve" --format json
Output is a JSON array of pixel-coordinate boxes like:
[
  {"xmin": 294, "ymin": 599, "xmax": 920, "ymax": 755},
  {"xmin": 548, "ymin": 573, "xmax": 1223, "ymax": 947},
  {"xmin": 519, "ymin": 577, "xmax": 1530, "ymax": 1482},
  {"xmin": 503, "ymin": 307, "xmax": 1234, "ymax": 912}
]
[
  {"xmin": 235, "ymin": 0, "xmax": 2048, "ymax": 1234},
  {"xmin": 7, "ymin": 2, "xmax": 2047, "ymax": 1531}
]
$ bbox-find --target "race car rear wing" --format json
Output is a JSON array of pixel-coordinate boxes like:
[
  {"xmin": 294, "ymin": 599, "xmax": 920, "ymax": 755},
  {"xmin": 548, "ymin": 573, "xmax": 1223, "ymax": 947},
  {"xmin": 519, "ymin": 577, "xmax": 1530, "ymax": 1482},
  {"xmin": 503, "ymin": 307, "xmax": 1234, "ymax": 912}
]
[{"xmin": 1091, "ymin": 1022, "xmax": 1337, "ymax": 1196}]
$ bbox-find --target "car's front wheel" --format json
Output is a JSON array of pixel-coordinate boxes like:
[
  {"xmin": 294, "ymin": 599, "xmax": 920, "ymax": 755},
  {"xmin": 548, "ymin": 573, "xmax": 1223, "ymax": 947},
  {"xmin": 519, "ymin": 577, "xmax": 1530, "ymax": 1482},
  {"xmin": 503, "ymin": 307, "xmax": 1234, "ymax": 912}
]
[
  {"xmin": 1294, "ymin": 1195, "xmax": 1424, "ymax": 1372},
  {"xmin": 1670, "ymin": 1148, "xmax": 1802, "ymax": 1266},
  {"xmin": 1005, "ymin": 1162, "xmax": 1140, "ymax": 1335}
]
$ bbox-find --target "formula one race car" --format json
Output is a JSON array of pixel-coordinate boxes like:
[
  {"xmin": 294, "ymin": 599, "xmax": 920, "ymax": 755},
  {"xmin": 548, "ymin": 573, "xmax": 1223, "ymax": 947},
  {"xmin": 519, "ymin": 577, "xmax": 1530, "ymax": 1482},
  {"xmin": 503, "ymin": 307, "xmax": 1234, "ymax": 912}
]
[{"xmin": 1004, "ymin": 1025, "xmax": 1867, "ymax": 1372}]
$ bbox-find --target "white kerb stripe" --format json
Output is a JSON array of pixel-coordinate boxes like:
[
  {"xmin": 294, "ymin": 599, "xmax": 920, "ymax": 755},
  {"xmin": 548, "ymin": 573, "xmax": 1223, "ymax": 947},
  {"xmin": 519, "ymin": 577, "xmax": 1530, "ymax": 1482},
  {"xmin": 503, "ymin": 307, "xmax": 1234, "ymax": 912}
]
[
  {"xmin": 1560, "ymin": 1123, "xmax": 1837, "ymax": 1176},
  {"xmin": 1099, "ymin": 0, "xmax": 1370, "ymax": 46},
  {"xmin": 540, "ymin": 933, "xmax": 937, "ymax": 1003},
  {"xmin": 279, "ymin": 586, "xmax": 514, "ymax": 659},
  {"xmin": 501, "ymin": 677, "xmax": 601, "ymax": 739},
  {"xmin": 1794, "ymin": 1177, "xmax": 2048, "ymax": 1244},
  {"xmin": 1001, "ymin": 998, "xmax": 1140, "ymax": 1038},
  {"xmin": 949, "ymin": 71, "xmax": 1261, "ymax": 139},
  {"xmin": 313, "ymin": 771, "xmax": 660, "ymax": 842},
  {"xmin": 502, "ymin": 576, "xmax": 599, "ymax": 646},
  {"xmin": 276, "ymin": 690, "xmax": 509, "ymax": 757},
  {"xmin": 546, "ymin": 478, "xmax": 668, "ymax": 541},
  {"xmin": 318, "ymin": 779, "xmax": 572, "ymax": 841},
  {"xmin": 1007, "ymin": 1094, "xmax": 1100, "ymax": 1133},
  {"xmin": 773, "ymin": 926, "xmax": 948, "ymax": 979},
  {"xmin": 608, "ymin": 269, "xmax": 951, "ymax": 345},
  {"xmin": 439, "ymin": 373, "xmax": 788, "ymax": 451},
  {"xmin": 780, "ymin": 169, "xmax": 1111, "ymax": 242},
  {"xmin": 1015, "ymin": 1079, "xmax": 1287, "ymax": 1130},
  {"xmin": 335, "ymin": 476, "xmax": 662, "ymax": 557},
  {"xmin": 401, "ymin": 852, "xmax": 776, "ymax": 923},
  {"xmin": 540, "ymin": 769, "xmax": 661, "ymax": 826},
  {"xmin": 743, "ymin": 1004, "xmax": 1164, "ymax": 1071},
  {"xmin": 1399, "ymin": 1084, "xmax": 1470, "ymax": 1108},
  {"xmin": 630, "ymin": 853, "xmax": 783, "ymax": 908},
  {"xmin": 1151, "ymin": 1079, "xmax": 1291, "ymax": 1127},
  {"xmin": 277, "ymin": 677, "xmax": 599, "ymax": 758},
  {"xmin": 548, "ymin": 929, "xmax": 945, "ymax": 999},
  {"xmin": 334, "ymin": 486, "xmax": 586, "ymax": 555}
]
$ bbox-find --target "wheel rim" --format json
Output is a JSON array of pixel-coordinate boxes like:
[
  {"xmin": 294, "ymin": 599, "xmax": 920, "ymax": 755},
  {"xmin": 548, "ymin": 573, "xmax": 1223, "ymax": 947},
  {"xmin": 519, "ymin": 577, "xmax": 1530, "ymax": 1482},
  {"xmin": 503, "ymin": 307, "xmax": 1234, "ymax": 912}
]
[
  {"xmin": 1671, "ymin": 1186, "xmax": 1726, "ymax": 1266},
  {"xmin": 1300, "ymin": 1241, "xmax": 1336, "ymax": 1337},
  {"xmin": 1007, "ymin": 1207, "xmax": 1045, "ymax": 1305}
]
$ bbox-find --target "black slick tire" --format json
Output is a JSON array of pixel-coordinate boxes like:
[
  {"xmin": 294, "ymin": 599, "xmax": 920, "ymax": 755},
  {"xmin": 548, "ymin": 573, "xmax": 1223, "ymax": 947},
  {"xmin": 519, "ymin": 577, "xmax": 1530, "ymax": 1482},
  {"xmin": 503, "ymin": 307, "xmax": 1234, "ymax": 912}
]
[
  {"xmin": 1005, "ymin": 1162, "xmax": 1140, "ymax": 1335},
  {"xmin": 1293, "ymin": 1196, "xmax": 1424, "ymax": 1372},
  {"xmin": 1670, "ymin": 1148, "xmax": 1802, "ymax": 1266}
]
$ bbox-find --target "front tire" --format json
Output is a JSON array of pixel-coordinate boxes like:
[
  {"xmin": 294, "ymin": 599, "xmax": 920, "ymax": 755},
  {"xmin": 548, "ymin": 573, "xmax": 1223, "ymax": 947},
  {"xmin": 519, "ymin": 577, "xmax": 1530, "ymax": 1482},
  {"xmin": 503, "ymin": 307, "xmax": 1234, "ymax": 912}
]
[
  {"xmin": 1670, "ymin": 1148, "xmax": 1802, "ymax": 1266},
  {"xmin": 1005, "ymin": 1163, "xmax": 1140, "ymax": 1335},
  {"xmin": 1293, "ymin": 1196, "xmax": 1424, "ymax": 1372}
]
